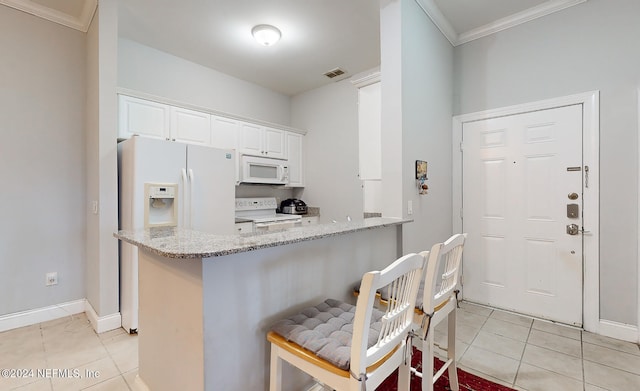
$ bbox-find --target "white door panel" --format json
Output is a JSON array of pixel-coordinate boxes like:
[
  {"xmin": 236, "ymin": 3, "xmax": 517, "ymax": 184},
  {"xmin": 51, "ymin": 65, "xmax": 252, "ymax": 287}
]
[{"xmin": 463, "ymin": 105, "xmax": 583, "ymax": 326}]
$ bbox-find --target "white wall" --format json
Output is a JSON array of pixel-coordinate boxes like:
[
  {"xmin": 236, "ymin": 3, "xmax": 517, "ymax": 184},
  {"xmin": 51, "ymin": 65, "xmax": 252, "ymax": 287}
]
[
  {"xmin": 118, "ymin": 38, "xmax": 292, "ymax": 126},
  {"xmin": 290, "ymin": 80, "xmax": 364, "ymax": 223},
  {"xmin": 380, "ymin": 0, "xmax": 404, "ymax": 219},
  {"xmin": 454, "ymin": 0, "xmax": 640, "ymax": 325},
  {"xmin": 85, "ymin": 0, "xmax": 120, "ymax": 322},
  {"xmin": 0, "ymin": 5, "xmax": 86, "ymax": 314}
]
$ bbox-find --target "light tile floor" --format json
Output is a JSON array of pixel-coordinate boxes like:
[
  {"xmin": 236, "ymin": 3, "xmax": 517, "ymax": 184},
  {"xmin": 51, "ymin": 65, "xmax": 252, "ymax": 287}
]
[
  {"xmin": 1, "ymin": 303, "xmax": 639, "ymax": 390},
  {"xmin": 0, "ymin": 314, "xmax": 141, "ymax": 391},
  {"xmin": 433, "ymin": 302, "xmax": 640, "ymax": 391}
]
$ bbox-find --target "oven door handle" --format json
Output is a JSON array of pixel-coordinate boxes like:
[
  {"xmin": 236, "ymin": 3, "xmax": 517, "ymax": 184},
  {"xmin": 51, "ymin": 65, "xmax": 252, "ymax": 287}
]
[{"xmin": 254, "ymin": 220, "xmax": 300, "ymax": 229}]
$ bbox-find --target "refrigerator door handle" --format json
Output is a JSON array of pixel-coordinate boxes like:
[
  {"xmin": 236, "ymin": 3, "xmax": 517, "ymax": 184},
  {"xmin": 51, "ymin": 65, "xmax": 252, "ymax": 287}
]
[
  {"xmin": 188, "ymin": 168, "xmax": 195, "ymax": 229},
  {"xmin": 181, "ymin": 168, "xmax": 188, "ymax": 228}
]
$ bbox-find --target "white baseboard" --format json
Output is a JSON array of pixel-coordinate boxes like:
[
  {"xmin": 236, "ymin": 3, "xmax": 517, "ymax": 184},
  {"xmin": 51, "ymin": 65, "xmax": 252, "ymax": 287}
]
[
  {"xmin": 0, "ymin": 299, "xmax": 122, "ymax": 334},
  {"xmin": 0, "ymin": 299, "xmax": 86, "ymax": 333},
  {"xmin": 598, "ymin": 319, "xmax": 639, "ymax": 343},
  {"xmin": 134, "ymin": 374, "xmax": 151, "ymax": 391},
  {"xmin": 85, "ymin": 301, "xmax": 122, "ymax": 334}
]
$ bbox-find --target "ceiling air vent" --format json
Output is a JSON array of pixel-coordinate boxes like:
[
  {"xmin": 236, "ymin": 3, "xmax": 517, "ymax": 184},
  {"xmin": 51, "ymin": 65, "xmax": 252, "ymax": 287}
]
[{"xmin": 323, "ymin": 68, "xmax": 346, "ymax": 79}]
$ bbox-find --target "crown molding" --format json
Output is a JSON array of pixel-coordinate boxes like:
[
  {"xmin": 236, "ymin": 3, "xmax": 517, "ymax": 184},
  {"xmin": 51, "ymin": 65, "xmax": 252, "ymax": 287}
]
[
  {"xmin": 415, "ymin": 0, "xmax": 457, "ymax": 46},
  {"xmin": 456, "ymin": 0, "xmax": 587, "ymax": 45},
  {"xmin": 0, "ymin": 0, "xmax": 97, "ymax": 32},
  {"xmin": 417, "ymin": 0, "xmax": 587, "ymax": 47},
  {"xmin": 351, "ymin": 71, "xmax": 380, "ymax": 88}
]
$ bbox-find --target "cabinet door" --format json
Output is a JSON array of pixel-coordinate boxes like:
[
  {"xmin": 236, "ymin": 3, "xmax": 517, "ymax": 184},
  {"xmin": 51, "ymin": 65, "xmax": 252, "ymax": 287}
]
[
  {"xmin": 119, "ymin": 95, "xmax": 170, "ymax": 140},
  {"xmin": 263, "ymin": 127, "xmax": 286, "ymax": 159},
  {"xmin": 238, "ymin": 122, "xmax": 263, "ymax": 156},
  {"xmin": 211, "ymin": 115, "xmax": 239, "ymax": 150},
  {"xmin": 170, "ymin": 107, "xmax": 211, "ymax": 145},
  {"xmin": 234, "ymin": 222, "xmax": 254, "ymax": 233},
  {"xmin": 301, "ymin": 216, "xmax": 318, "ymax": 226},
  {"xmin": 285, "ymin": 132, "xmax": 304, "ymax": 187}
]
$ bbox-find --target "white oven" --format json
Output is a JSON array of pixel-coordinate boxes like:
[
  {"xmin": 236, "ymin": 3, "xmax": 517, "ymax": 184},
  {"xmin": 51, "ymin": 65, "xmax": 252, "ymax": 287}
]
[
  {"xmin": 239, "ymin": 155, "xmax": 288, "ymax": 185},
  {"xmin": 253, "ymin": 217, "xmax": 301, "ymax": 232},
  {"xmin": 235, "ymin": 197, "xmax": 301, "ymax": 233}
]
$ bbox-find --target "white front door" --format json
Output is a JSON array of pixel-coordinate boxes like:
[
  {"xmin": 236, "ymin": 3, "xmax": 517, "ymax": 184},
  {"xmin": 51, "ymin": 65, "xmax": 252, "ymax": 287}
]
[{"xmin": 462, "ymin": 104, "xmax": 583, "ymax": 326}]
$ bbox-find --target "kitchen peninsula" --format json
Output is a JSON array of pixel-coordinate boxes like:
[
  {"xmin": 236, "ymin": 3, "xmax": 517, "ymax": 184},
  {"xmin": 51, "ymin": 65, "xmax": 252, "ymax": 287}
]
[{"xmin": 115, "ymin": 217, "xmax": 412, "ymax": 391}]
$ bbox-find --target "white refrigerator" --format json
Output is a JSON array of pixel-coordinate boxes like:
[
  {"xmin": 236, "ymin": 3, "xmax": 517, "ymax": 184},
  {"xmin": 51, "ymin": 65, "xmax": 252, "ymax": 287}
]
[{"xmin": 118, "ymin": 136, "xmax": 236, "ymax": 333}]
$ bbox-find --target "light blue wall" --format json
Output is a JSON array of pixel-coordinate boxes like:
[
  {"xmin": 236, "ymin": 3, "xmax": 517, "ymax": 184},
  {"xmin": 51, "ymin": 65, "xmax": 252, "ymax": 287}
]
[
  {"xmin": 0, "ymin": 5, "xmax": 86, "ymax": 315},
  {"xmin": 400, "ymin": 0, "xmax": 455, "ymax": 252}
]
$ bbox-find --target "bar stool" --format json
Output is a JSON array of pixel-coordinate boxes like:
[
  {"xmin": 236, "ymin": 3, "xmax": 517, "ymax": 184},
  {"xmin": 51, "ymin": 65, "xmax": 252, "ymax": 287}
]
[
  {"xmin": 266, "ymin": 252, "xmax": 425, "ymax": 391},
  {"xmin": 412, "ymin": 233, "xmax": 466, "ymax": 391}
]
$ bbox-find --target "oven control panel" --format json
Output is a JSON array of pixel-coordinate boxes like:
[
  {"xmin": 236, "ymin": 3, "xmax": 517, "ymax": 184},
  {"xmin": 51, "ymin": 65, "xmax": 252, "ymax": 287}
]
[{"xmin": 235, "ymin": 197, "xmax": 278, "ymax": 212}]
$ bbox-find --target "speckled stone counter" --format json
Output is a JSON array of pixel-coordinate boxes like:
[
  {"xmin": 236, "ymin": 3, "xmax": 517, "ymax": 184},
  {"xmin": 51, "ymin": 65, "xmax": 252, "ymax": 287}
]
[
  {"xmin": 114, "ymin": 217, "xmax": 411, "ymax": 259},
  {"xmin": 116, "ymin": 217, "xmax": 412, "ymax": 391}
]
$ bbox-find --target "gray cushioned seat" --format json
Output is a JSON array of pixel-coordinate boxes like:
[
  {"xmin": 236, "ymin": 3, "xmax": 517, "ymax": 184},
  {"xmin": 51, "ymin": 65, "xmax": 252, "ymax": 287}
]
[{"xmin": 269, "ymin": 298, "xmax": 385, "ymax": 370}]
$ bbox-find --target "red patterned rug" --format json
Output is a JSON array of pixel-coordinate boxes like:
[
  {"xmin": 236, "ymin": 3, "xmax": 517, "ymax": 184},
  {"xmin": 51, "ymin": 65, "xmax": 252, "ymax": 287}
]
[{"xmin": 377, "ymin": 348, "xmax": 516, "ymax": 391}]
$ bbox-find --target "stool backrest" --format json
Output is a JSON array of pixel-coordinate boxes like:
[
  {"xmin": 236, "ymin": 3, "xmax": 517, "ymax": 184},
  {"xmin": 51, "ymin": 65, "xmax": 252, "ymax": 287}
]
[
  {"xmin": 420, "ymin": 234, "xmax": 466, "ymax": 314},
  {"xmin": 350, "ymin": 252, "xmax": 424, "ymax": 375}
]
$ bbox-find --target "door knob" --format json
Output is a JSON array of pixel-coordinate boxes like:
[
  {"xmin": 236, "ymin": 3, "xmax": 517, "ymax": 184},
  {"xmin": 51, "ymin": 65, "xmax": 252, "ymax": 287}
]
[{"xmin": 566, "ymin": 224, "xmax": 579, "ymax": 235}]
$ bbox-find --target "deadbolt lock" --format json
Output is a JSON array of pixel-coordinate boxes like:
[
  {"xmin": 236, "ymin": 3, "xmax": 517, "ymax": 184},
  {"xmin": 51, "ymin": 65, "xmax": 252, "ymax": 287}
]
[
  {"xmin": 567, "ymin": 203, "xmax": 579, "ymax": 218},
  {"xmin": 566, "ymin": 224, "xmax": 579, "ymax": 235},
  {"xmin": 568, "ymin": 192, "xmax": 579, "ymax": 200}
]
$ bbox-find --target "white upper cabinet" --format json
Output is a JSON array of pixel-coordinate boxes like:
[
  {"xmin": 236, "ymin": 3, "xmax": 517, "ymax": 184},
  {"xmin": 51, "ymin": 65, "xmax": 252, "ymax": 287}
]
[
  {"xmin": 119, "ymin": 95, "xmax": 170, "ymax": 140},
  {"xmin": 118, "ymin": 94, "xmax": 305, "ymax": 186},
  {"xmin": 238, "ymin": 124, "xmax": 286, "ymax": 159},
  {"xmin": 238, "ymin": 122, "xmax": 263, "ymax": 156},
  {"xmin": 170, "ymin": 106, "xmax": 211, "ymax": 145},
  {"xmin": 210, "ymin": 115, "xmax": 239, "ymax": 150},
  {"xmin": 285, "ymin": 132, "xmax": 304, "ymax": 187},
  {"xmin": 263, "ymin": 127, "xmax": 286, "ymax": 159}
]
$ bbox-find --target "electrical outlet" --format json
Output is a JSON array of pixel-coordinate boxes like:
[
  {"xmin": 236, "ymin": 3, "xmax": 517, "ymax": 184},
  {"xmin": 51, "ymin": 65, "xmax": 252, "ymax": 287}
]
[
  {"xmin": 46, "ymin": 272, "xmax": 58, "ymax": 286},
  {"xmin": 407, "ymin": 200, "xmax": 413, "ymax": 215}
]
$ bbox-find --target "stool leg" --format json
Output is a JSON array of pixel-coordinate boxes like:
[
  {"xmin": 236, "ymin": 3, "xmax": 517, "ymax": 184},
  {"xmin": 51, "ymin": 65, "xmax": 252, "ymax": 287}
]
[
  {"xmin": 269, "ymin": 344, "xmax": 283, "ymax": 391},
  {"xmin": 422, "ymin": 331, "xmax": 435, "ymax": 391},
  {"xmin": 447, "ymin": 310, "xmax": 459, "ymax": 391},
  {"xmin": 398, "ymin": 345, "xmax": 411, "ymax": 391}
]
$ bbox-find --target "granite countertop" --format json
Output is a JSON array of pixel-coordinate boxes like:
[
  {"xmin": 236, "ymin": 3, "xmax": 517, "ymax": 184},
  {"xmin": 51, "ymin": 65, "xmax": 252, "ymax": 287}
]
[{"xmin": 114, "ymin": 217, "xmax": 412, "ymax": 259}]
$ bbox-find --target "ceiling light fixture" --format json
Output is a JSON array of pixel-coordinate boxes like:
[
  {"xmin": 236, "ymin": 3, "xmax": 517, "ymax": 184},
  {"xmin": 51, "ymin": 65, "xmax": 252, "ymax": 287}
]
[{"xmin": 251, "ymin": 24, "xmax": 281, "ymax": 46}]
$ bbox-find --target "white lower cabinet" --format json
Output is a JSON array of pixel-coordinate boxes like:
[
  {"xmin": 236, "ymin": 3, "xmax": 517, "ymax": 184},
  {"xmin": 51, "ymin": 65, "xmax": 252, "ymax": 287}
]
[
  {"xmin": 300, "ymin": 216, "xmax": 319, "ymax": 226},
  {"xmin": 234, "ymin": 222, "xmax": 254, "ymax": 233}
]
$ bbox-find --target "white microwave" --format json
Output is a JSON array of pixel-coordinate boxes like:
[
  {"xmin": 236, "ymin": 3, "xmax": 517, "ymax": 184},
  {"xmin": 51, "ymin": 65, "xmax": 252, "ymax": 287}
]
[{"xmin": 239, "ymin": 155, "xmax": 289, "ymax": 185}]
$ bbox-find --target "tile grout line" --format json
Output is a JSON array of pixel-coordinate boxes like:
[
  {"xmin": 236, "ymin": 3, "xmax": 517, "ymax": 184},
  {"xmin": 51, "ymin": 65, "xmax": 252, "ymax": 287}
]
[
  {"xmin": 92, "ymin": 330, "xmax": 134, "ymax": 391},
  {"xmin": 39, "ymin": 322, "xmax": 54, "ymax": 391},
  {"xmin": 580, "ymin": 330, "xmax": 586, "ymax": 391},
  {"xmin": 510, "ymin": 318, "xmax": 534, "ymax": 389}
]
